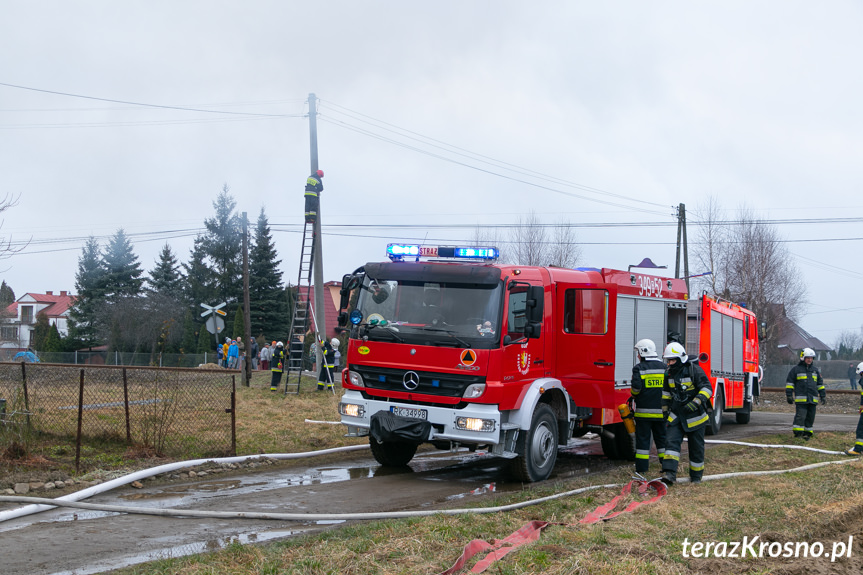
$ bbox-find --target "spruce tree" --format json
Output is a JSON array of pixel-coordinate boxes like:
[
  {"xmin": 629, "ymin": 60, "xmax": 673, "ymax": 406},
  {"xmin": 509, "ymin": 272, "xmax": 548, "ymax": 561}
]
[
  {"xmin": 200, "ymin": 185, "xmax": 243, "ymax": 306},
  {"xmin": 0, "ymin": 280, "xmax": 15, "ymax": 308},
  {"xmin": 102, "ymin": 229, "xmax": 144, "ymax": 300},
  {"xmin": 31, "ymin": 312, "xmax": 51, "ymax": 350},
  {"xmin": 148, "ymin": 243, "xmax": 184, "ymax": 300},
  {"xmin": 68, "ymin": 236, "xmax": 105, "ymax": 347},
  {"xmin": 184, "ymin": 235, "xmax": 216, "ymax": 307},
  {"xmin": 44, "ymin": 324, "xmax": 62, "ymax": 352},
  {"xmin": 249, "ymin": 207, "xmax": 286, "ymax": 340}
]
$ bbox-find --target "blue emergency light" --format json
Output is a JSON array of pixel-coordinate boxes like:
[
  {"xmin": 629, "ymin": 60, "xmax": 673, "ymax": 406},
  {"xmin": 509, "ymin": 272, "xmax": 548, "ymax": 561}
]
[{"xmin": 386, "ymin": 244, "xmax": 499, "ymax": 262}]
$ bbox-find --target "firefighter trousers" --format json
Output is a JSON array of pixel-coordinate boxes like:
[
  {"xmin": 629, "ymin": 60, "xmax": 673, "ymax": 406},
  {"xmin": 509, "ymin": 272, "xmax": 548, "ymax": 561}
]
[
  {"xmin": 270, "ymin": 370, "xmax": 283, "ymax": 391},
  {"xmin": 853, "ymin": 412, "xmax": 863, "ymax": 453},
  {"xmin": 317, "ymin": 365, "xmax": 333, "ymax": 390},
  {"xmin": 662, "ymin": 420, "xmax": 705, "ymax": 481},
  {"xmin": 792, "ymin": 404, "xmax": 817, "ymax": 437},
  {"xmin": 634, "ymin": 418, "xmax": 666, "ymax": 473}
]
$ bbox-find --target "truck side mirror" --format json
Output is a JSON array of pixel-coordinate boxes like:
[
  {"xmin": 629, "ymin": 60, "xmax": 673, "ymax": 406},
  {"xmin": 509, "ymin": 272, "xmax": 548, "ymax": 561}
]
[{"xmin": 525, "ymin": 285, "xmax": 544, "ymax": 338}]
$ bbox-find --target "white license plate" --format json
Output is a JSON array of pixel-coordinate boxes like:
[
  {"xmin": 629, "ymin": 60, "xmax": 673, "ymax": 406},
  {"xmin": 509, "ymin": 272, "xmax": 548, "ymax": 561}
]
[{"xmin": 390, "ymin": 406, "xmax": 428, "ymax": 420}]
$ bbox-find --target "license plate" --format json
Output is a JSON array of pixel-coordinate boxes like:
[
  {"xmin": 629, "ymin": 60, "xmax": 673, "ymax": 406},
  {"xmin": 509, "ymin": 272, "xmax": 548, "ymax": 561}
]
[{"xmin": 390, "ymin": 406, "xmax": 428, "ymax": 420}]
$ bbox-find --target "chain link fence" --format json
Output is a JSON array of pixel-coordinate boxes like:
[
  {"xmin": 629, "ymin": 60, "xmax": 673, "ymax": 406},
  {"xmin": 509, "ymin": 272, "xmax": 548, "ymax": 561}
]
[
  {"xmin": 0, "ymin": 362, "xmax": 236, "ymax": 462},
  {"xmin": 0, "ymin": 350, "xmax": 223, "ymax": 368}
]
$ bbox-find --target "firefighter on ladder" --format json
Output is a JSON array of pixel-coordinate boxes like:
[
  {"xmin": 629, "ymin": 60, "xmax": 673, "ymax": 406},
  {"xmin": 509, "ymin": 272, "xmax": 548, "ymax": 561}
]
[
  {"xmin": 630, "ymin": 339, "xmax": 667, "ymax": 475},
  {"xmin": 785, "ymin": 347, "xmax": 826, "ymax": 440},
  {"xmin": 660, "ymin": 342, "xmax": 712, "ymax": 485},
  {"xmin": 317, "ymin": 337, "xmax": 335, "ymax": 391},
  {"xmin": 304, "ymin": 169, "xmax": 324, "ymax": 223}
]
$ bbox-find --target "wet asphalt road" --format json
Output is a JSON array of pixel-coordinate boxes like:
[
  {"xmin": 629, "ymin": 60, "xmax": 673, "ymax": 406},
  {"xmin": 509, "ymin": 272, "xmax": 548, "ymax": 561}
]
[{"xmin": 0, "ymin": 410, "xmax": 858, "ymax": 575}]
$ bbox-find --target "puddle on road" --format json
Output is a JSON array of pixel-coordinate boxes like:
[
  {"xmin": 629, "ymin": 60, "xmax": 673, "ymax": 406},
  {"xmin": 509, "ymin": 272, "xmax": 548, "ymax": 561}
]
[{"xmin": 45, "ymin": 526, "xmax": 310, "ymax": 575}]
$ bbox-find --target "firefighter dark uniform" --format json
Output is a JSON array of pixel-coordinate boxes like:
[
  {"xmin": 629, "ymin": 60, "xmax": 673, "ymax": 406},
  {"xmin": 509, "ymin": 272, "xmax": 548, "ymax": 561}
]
[
  {"xmin": 304, "ymin": 170, "xmax": 323, "ymax": 223},
  {"xmin": 270, "ymin": 342, "xmax": 286, "ymax": 391},
  {"xmin": 785, "ymin": 350, "xmax": 826, "ymax": 440},
  {"xmin": 661, "ymin": 343, "xmax": 712, "ymax": 485},
  {"xmin": 844, "ymin": 367, "xmax": 863, "ymax": 456},
  {"xmin": 631, "ymin": 358, "xmax": 667, "ymax": 474},
  {"xmin": 317, "ymin": 339, "xmax": 335, "ymax": 391}
]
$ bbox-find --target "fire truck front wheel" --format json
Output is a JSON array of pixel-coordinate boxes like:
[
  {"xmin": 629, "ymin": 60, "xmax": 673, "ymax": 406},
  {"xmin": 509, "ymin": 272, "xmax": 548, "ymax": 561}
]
[
  {"xmin": 511, "ymin": 404, "xmax": 559, "ymax": 482},
  {"xmin": 369, "ymin": 438, "xmax": 418, "ymax": 467}
]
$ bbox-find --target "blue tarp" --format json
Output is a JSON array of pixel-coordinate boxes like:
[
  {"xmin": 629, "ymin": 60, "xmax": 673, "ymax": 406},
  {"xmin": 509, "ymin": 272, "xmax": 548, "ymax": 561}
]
[{"xmin": 12, "ymin": 351, "xmax": 39, "ymax": 363}]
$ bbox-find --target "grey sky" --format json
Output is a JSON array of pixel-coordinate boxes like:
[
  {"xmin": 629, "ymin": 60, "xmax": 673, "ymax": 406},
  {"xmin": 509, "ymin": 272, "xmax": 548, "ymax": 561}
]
[{"xmin": 1, "ymin": 1, "xmax": 862, "ymax": 346}]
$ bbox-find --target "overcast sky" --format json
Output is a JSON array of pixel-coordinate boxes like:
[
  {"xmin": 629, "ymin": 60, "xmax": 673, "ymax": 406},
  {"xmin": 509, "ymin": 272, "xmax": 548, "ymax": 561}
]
[{"xmin": 1, "ymin": 1, "xmax": 862, "ymax": 347}]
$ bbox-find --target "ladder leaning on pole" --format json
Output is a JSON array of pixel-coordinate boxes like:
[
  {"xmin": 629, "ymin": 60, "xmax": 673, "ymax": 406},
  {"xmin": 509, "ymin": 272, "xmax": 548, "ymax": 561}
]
[{"xmin": 284, "ymin": 221, "xmax": 316, "ymax": 394}]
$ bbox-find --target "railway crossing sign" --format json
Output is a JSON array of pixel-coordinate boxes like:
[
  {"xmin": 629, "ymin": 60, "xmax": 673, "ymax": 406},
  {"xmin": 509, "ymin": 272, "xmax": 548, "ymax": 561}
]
[{"xmin": 200, "ymin": 302, "xmax": 227, "ymax": 335}]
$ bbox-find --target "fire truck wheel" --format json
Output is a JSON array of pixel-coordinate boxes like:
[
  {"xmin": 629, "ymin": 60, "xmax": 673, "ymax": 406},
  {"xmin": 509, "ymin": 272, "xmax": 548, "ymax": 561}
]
[
  {"xmin": 369, "ymin": 438, "xmax": 418, "ymax": 467},
  {"xmin": 707, "ymin": 387, "xmax": 724, "ymax": 435},
  {"xmin": 735, "ymin": 400, "xmax": 751, "ymax": 424},
  {"xmin": 511, "ymin": 404, "xmax": 559, "ymax": 482}
]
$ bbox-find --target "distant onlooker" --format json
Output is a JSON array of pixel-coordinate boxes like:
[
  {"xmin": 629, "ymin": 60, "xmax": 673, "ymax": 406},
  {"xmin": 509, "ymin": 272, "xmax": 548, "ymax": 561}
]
[
  {"xmin": 227, "ymin": 340, "xmax": 239, "ymax": 369},
  {"xmin": 249, "ymin": 338, "xmax": 259, "ymax": 370},
  {"xmin": 260, "ymin": 342, "xmax": 270, "ymax": 371},
  {"xmin": 849, "ymin": 362, "xmax": 858, "ymax": 391}
]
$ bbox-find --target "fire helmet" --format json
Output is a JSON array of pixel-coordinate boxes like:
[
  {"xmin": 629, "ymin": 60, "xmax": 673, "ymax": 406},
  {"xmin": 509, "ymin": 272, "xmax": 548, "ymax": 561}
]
[
  {"xmin": 800, "ymin": 348, "xmax": 816, "ymax": 360},
  {"xmin": 634, "ymin": 339, "xmax": 658, "ymax": 359},
  {"xmin": 663, "ymin": 342, "xmax": 688, "ymax": 364},
  {"xmin": 277, "ymin": 341, "xmax": 284, "ymax": 347},
  {"xmin": 330, "ymin": 338, "xmax": 340, "ymax": 347},
  {"xmin": 316, "ymin": 169, "xmax": 324, "ymax": 177},
  {"xmin": 856, "ymin": 362, "xmax": 863, "ymax": 375}
]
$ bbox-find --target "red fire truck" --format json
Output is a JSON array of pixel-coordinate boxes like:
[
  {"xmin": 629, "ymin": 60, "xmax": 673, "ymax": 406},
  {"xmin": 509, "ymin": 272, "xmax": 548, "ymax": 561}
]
[{"xmin": 336, "ymin": 244, "xmax": 760, "ymax": 482}]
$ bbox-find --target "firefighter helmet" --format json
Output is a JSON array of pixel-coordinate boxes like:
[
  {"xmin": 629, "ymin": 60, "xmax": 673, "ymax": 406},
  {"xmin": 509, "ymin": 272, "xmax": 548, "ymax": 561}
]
[
  {"xmin": 634, "ymin": 339, "xmax": 658, "ymax": 359},
  {"xmin": 663, "ymin": 342, "xmax": 688, "ymax": 363},
  {"xmin": 277, "ymin": 341, "xmax": 284, "ymax": 347},
  {"xmin": 316, "ymin": 169, "xmax": 324, "ymax": 177},
  {"xmin": 856, "ymin": 362, "xmax": 863, "ymax": 376},
  {"xmin": 330, "ymin": 337, "xmax": 340, "ymax": 348},
  {"xmin": 800, "ymin": 348, "xmax": 816, "ymax": 360}
]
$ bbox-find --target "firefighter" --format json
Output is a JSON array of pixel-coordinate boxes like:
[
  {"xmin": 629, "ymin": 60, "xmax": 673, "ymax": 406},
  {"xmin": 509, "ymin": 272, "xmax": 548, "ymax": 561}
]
[
  {"xmin": 270, "ymin": 341, "xmax": 286, "ymax": 391},
  {"xmin": 843, "ymin": 361, "xmax": 863, "ymax": 456},
  {"xmin": 317, "ymin": 337, "xmax": 335, "ymax": 391},
  {"xmin": 660, "ymin": 342, "xmax": 712, "ymax": 485},
  {"xmin": 785, "ymin": 348, "xmax": 826, "ymax": 440},
  {"xmin": 304, "ymin": 169, "xmax": 324, "ymax": 223},
  {"xmin": 630, "ymin": 339, "xmax": 667, "ymax": 475}
]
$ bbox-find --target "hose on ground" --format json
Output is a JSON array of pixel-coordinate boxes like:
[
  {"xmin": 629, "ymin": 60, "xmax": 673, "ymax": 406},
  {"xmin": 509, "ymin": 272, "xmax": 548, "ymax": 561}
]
[{"xmin": 0, "ymin": 439, "xmax": 858, "ymax": 523}]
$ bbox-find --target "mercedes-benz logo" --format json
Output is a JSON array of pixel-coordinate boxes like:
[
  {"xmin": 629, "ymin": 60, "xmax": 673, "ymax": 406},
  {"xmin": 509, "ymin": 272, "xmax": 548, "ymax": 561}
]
[{"xmin": 402, "ymin": 371, "xmax": 420, "ymax": 391}]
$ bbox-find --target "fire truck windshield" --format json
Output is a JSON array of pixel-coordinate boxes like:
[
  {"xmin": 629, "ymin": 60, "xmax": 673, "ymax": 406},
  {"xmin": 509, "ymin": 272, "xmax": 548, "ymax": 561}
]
[{"xmin": 356, "ymin": 276, "xmax": 504, "ymax": 349}]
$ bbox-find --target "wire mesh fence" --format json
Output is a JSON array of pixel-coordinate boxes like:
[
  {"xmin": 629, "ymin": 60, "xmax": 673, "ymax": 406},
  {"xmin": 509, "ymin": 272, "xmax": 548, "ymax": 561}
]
[
  {"xmin": 0, "ymin": 362, "xmax": 236, "ymax": 460},
  {"xmin": 0, "ymin": 350, "xmax": 223, "ymax": 368}
]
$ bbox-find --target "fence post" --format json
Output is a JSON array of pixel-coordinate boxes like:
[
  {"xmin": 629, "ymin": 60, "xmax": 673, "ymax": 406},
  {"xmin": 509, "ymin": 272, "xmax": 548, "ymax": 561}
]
[
  {"xmin": 75, "ymin": 369, "xmax": 85, "ymax": 474},
  {"xmin": 123, "ymin": 367, "xmax": 131, "ymax": 443},
  {"xmin": 231, "ymin": 375, "xmax": 237, "ymax": 456},
  {"xmin": 20, "ymin": 362, "xmax": 30, "ymax": 428}
]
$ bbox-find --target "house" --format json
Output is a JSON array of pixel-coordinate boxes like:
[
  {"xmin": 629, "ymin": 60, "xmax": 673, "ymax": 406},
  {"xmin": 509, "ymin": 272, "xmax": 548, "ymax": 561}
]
[
  {"xmin": 773, "ymin": 307, "xmax": 832, "ymax": 361},
  {"xmin": 1, "ymin": 291, "xmax": 76, "ymax": 352}
]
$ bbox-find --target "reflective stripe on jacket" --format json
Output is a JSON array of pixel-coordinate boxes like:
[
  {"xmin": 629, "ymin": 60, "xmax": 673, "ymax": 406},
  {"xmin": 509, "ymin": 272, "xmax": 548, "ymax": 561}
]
[
  {"xmin": 631, "ymin": 359, "xmax": 666, "ymax": 419},
  {"xmin": 785, "ymin": 362, "xmax": 825, "ymax": 404}
]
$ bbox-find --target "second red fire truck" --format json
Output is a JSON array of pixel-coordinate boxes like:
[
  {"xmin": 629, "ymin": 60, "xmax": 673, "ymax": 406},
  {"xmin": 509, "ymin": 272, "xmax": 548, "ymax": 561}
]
[{"xmin": 336, "ymin": 244, "xmax": 761, "ymax": 482}]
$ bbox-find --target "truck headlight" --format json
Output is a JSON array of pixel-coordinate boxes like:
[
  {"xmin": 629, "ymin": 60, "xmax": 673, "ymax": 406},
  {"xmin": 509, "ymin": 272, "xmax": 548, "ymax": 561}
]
[
  {"xmin": 462, "ymin": 383, "xmax": 486, "ymax": 399},
  {"xmin": 455, "ymin": 417, "xmax": 495, "ymax": 432},
  {"xmin": 340, "ymin": 403, "xmax": 365, "ymax": 418},
  {"xmin": 348, "ymin": 370, "xmax": 365, "ymax": 388}
]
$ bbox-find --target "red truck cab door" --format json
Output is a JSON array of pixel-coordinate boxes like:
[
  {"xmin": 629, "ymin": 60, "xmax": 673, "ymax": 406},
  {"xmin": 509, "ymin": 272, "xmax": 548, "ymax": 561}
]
[{"xmin": 501, "ymin": 281, "xmax": 547, "ymax": 387}]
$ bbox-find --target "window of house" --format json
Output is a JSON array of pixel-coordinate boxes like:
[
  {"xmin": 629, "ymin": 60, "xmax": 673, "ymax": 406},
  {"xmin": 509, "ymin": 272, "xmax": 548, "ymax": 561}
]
[
  {"xmin": 564, "ymin": 289, "xmax": 608, "ymax": 334},
  {"xmin": 1, "ymin": 326, "xmax": 18, "ymax": 341},
  {"xmin": 21, "ymin": 306, "xmax": 34, "ymax": 324}
]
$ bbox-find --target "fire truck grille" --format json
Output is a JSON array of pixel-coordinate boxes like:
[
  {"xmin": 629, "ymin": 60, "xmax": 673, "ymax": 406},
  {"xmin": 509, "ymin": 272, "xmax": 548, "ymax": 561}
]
[{"xmin": 354, "ymin": 366, "xmax": 485, "ymax": 397}]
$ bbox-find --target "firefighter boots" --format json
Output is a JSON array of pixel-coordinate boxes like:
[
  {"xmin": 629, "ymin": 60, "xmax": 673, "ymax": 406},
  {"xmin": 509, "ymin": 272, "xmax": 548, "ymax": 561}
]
[{"xmin": 660, "ymin": 471, "xmax": 677, "ymax": 486}]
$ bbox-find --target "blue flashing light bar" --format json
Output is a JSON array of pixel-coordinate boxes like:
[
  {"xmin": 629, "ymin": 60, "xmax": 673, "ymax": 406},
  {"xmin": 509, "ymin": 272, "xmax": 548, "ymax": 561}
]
[{"xmin": 386, "ymin": 244, "xmax": 499, "ymax": 262}]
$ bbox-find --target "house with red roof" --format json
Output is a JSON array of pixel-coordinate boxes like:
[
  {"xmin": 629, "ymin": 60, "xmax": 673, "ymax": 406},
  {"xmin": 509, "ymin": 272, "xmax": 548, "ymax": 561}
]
[{"xmin": 1, "ymin": 290, "xmax": 76, "ymax": 351}]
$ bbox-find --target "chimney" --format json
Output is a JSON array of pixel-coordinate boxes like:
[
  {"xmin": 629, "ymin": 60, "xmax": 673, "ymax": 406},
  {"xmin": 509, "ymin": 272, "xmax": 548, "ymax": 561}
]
[
  {"xmin": 60, "ymin": 291, "xmax": 68, "ymax": 296},
  {"xmin": 46, "ymin": 291, "xmax": 53, "ymax": 295}
]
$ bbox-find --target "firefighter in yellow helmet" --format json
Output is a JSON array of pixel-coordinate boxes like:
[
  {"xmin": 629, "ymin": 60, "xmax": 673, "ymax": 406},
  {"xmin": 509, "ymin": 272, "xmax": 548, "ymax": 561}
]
[
  {"xmin": 785, "ymin": 348, "xmax": 826, "ymax": 440},
  {"xmin": 630, "ymin": 339, "xmax": 667, "ymax": 475},
  {"xmin": 660, "ymin": 342, "xmax": 712, "ymax": 485}
]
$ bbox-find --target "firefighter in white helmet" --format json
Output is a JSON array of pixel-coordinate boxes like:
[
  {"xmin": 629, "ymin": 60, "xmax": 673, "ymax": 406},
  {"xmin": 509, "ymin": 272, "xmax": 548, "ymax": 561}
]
[
  {"xmin": 317, "ymin": 337, "xmax": 336, "ymax": 391},
  {"xmin": 660, "ymin": 341, "xmax": 712, "ymax": 485},
  {"xmin": 630, "ymin": 339, "xmax": 667, "ymax": 475},
  {"xmin": 785, "ymin": 348, "xmax": 825, "ymax": 440},
  {"xmin": 843, "ymin": 362, "xmax": 863, "ymax": 456}
]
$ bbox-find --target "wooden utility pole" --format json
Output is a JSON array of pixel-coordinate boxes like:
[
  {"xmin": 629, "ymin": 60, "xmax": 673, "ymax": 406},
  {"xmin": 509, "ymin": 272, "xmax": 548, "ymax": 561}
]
[
  {"xmin": 309, "ymin": 93, "xmax": 327, "ymax": 368},
  {"xmin": 242, "ymin": 211, "xmax": 252, "ymax": 385}
]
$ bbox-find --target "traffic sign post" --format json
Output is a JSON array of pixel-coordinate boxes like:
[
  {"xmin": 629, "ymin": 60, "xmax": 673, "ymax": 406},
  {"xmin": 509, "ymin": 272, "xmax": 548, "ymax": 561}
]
[{"xmin": 200, "ymin": 302, "xmax": 228, "ymax": 351}]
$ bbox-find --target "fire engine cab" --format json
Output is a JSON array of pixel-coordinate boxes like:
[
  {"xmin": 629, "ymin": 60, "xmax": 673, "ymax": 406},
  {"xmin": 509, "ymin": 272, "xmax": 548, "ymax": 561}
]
[{"xmin": 336, "ymin": 244, "xmax": 760, "ymax": 482}]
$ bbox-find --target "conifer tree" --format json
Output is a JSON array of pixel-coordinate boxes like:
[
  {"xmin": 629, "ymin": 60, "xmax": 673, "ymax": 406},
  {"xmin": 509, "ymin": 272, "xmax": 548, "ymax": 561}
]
[
  {"xmin": 148, "ymin": 243, "xmax": 184, "ymax": 300},
  {"xmin": 68, "ymin": 236, "xmax": 105, "ymax": 347},
  {"xmin": 0, "ymin": 280, "xmax": 15, "ymax": 308},
  {"xmin": 249, "ymin": 208, "xmax": 286, "ymax": 340},
  {"xmin": 102, "ymin": 228, "xmax": 144, "ymax": 300},
  {"xmin": 200, "ymin": 185, "xmax": 243, "ymax": 306}
]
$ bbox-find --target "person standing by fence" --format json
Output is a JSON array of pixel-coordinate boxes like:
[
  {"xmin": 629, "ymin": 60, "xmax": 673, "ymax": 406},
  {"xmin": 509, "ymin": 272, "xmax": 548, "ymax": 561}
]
[
  {"xmin": 849, "ymin": 362, "xmax": 858, "ymax": 391},
  {"xmin": 260, "ymin": 342, "xmax": 270, "ymax": 371}
]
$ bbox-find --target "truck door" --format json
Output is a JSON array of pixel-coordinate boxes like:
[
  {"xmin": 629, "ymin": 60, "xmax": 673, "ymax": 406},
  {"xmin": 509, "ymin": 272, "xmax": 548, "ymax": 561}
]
[
  {"xmin": 555, "ymin": 285, "xmax": 617, "ymax": 391},
  {"xmin": 502, "ymin": 282, "xmax": 546, "ymax": 384}
]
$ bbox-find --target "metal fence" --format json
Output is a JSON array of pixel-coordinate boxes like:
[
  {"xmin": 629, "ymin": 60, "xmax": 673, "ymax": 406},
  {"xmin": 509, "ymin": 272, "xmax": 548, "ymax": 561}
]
[
  {"xmin": 0, "ymin": 350, "xmax": 220, "ymax": 368},
  {"xmin": 0, "ymin": 362, "xmax": 236, "ymax": 461}
]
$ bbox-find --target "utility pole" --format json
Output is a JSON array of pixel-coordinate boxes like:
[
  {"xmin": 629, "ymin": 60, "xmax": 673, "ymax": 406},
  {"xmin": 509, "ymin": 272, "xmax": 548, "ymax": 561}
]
[
  {"xmin": 674, "ymin": 203, "xmax": 690, "ymax": 293},
  {"xmin": 309, "ymin": 93, "xmax": 327, "ymax": 370},
  {"xmin": 242, "ymin": 211, "xmax": 252, "ymax": 385}
]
